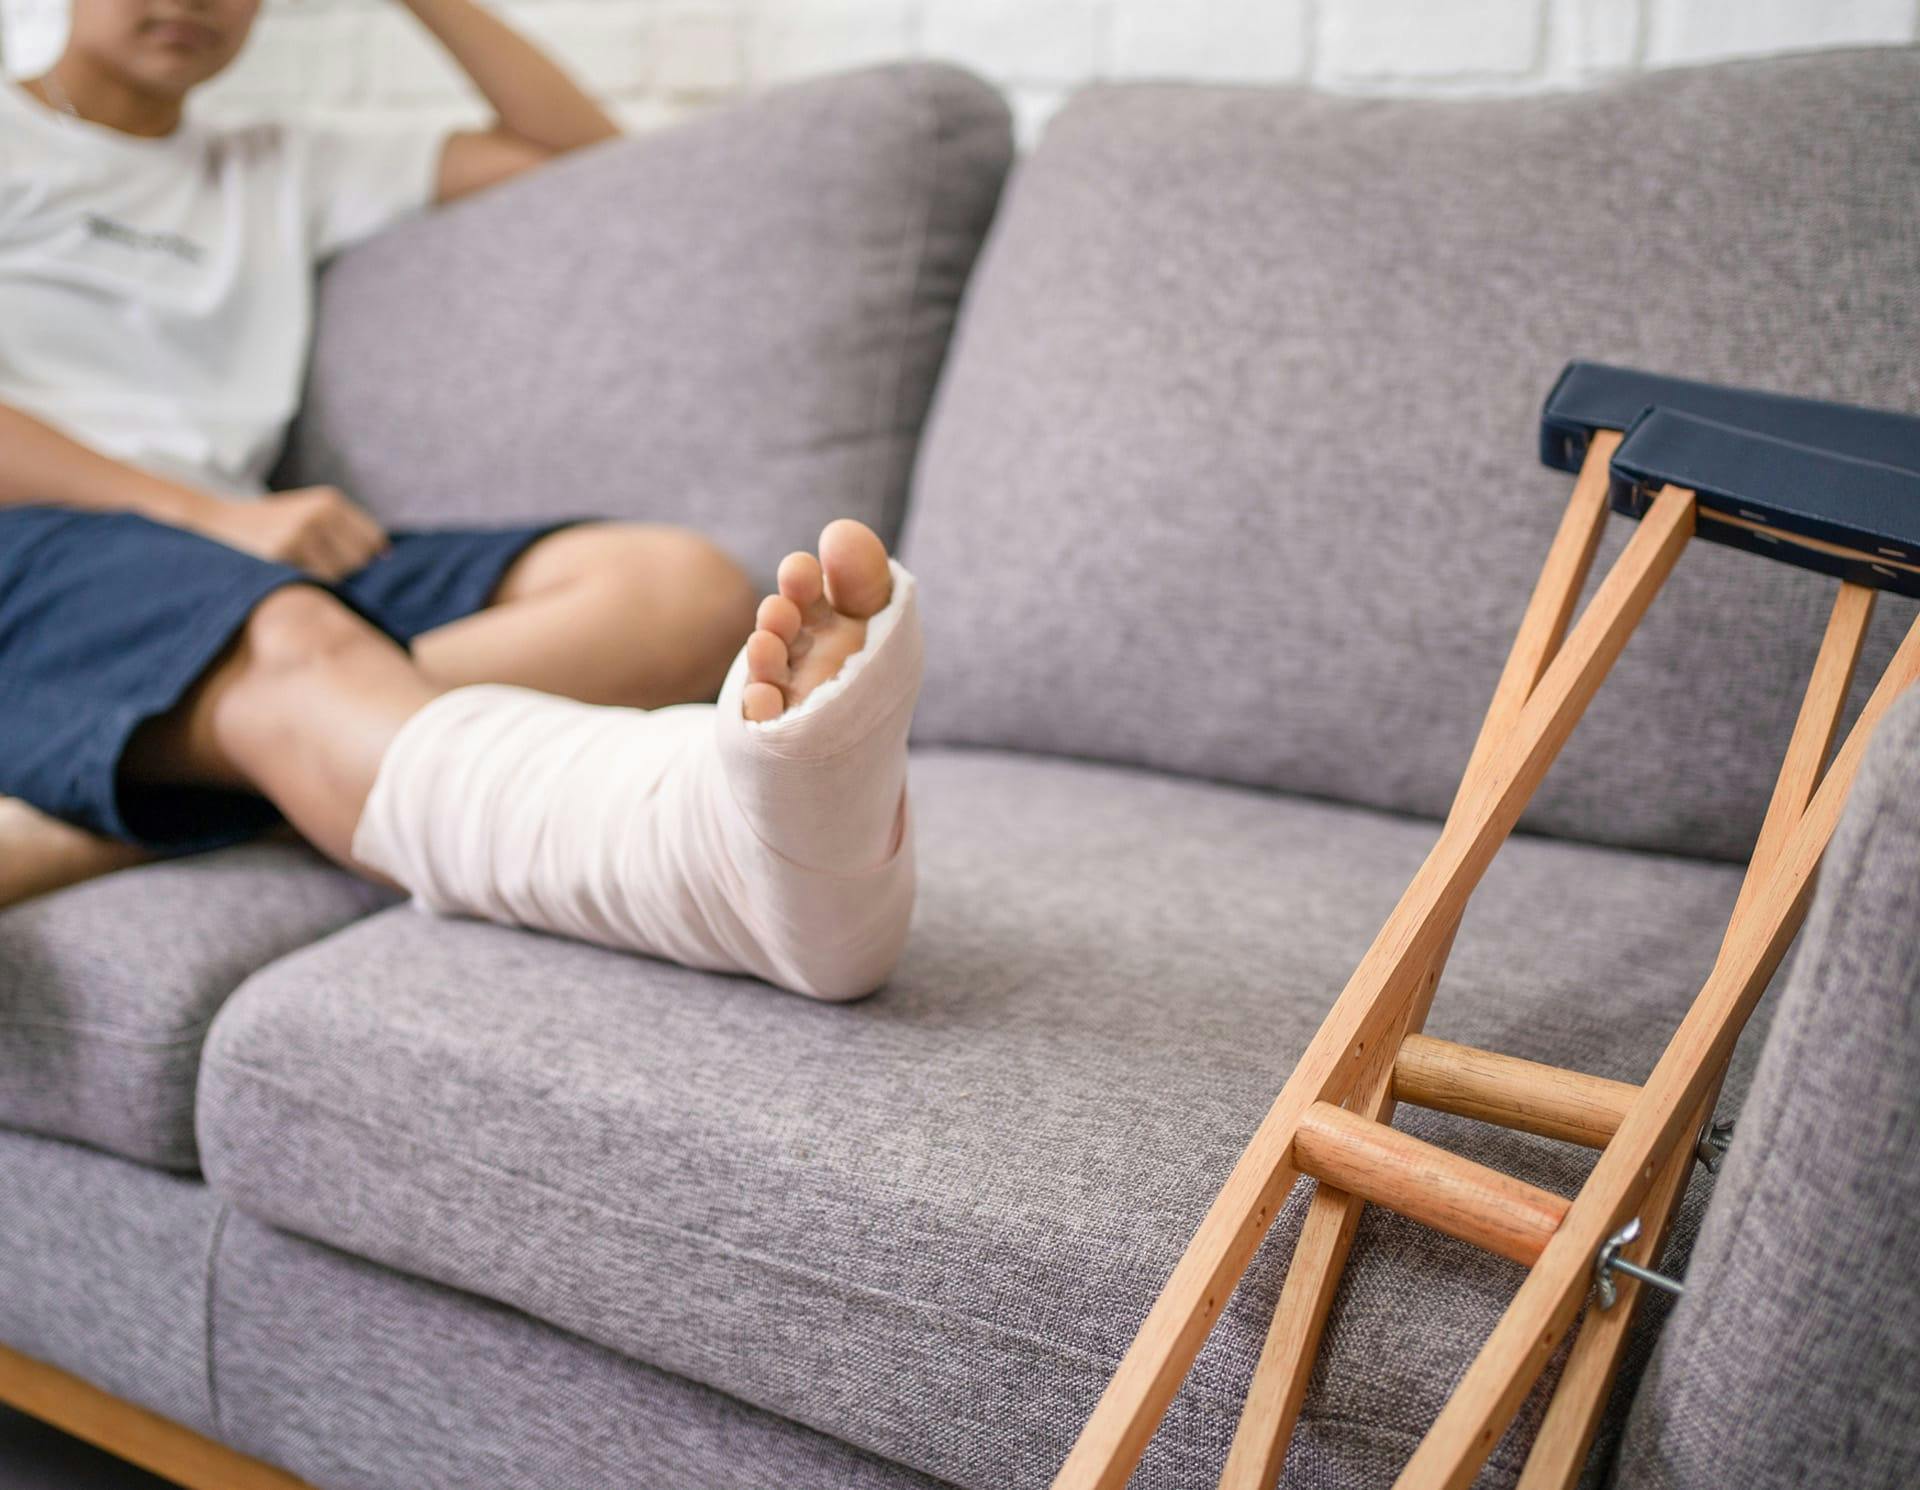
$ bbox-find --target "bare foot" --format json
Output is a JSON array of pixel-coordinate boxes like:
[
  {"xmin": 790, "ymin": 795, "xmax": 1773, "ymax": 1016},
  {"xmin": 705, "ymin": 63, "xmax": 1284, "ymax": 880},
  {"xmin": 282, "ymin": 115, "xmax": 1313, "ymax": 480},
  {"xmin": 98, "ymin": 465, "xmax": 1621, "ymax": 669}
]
[
  {"xmin": 0, "ymin": 795, "xmax": 151, "ymax": 910},
  {"xmin": 742, "ymin": 519, "xmax": 894, "ymax": 723}
]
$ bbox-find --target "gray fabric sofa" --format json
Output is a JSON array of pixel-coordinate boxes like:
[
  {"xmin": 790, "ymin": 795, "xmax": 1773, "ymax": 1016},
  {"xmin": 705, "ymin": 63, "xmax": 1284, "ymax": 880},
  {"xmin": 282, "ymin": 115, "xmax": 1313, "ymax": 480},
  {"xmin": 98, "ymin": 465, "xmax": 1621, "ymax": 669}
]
[{"xmin": 4, "ymin": 49, "xmax": 1918, "ymax": 1490}]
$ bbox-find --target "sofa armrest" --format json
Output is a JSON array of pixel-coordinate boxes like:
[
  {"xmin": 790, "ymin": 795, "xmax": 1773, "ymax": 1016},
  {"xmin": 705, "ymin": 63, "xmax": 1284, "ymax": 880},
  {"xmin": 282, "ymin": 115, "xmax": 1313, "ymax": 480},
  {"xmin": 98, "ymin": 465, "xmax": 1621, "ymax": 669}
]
[{"xmin": 1614, "ymin": 680, "xmax": 1920, "ymax": 1489}]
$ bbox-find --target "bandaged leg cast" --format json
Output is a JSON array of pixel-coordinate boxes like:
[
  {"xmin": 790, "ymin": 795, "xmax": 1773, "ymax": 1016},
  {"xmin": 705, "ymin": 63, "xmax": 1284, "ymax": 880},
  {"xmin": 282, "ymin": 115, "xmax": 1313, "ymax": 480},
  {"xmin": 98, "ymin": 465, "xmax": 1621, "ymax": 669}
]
[{"xmin": 122, "ymin": 520, "xmax": 920, "ymax": 1001}]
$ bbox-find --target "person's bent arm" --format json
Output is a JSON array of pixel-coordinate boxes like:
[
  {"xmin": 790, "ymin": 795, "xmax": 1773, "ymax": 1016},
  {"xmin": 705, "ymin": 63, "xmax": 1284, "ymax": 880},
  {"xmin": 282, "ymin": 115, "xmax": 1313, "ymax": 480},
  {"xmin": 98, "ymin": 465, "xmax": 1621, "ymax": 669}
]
[
  {"xmin": 0, "ymin": 400, "xmax": 214, "ymax": 523},
  {"xmin": 0, "ymin": 401, "xmax": 388, "ymax": 580},
  {"xmin": 398, "ymin": 0, "xmax": 622, "ymax": 204}
]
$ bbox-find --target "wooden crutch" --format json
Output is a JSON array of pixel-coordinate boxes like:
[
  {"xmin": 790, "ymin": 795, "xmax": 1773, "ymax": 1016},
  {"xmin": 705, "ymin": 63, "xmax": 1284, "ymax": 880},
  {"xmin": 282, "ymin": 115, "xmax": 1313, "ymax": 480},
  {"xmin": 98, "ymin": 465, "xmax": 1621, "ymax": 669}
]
[{"xmin": 1053, "ymin": 363, "xmax": 1920, "ymax": 1490}]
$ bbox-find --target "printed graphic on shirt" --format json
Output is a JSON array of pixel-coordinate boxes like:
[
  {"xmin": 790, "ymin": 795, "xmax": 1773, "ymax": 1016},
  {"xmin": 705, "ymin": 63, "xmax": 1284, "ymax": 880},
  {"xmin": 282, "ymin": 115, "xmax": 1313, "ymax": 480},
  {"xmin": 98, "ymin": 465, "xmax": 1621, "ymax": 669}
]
[{"xmin": 84, "ymin": 212, "xmax": 207, "ymax": 264}]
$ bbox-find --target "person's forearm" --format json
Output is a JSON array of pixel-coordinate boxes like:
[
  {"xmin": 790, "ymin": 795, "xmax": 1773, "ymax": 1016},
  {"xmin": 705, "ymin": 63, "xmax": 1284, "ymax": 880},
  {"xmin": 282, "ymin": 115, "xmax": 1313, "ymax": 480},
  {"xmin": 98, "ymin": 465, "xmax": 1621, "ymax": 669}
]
[
  {"xmin": 397, "ymin": 0, "xmax": 620, "ymax": 151},
  {"xmin": 0, "ymin": 402, "xmax": 213, "ymax": 523}
]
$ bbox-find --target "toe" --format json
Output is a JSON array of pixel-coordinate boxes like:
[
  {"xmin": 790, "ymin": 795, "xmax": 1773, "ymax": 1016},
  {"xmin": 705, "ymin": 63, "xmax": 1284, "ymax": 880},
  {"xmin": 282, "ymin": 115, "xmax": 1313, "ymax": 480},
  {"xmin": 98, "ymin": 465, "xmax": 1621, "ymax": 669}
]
[
  {"xmin": 819, "ymin": 519, "xmax": 892, "ymax": 620},
  {"xmin": 745, "ymin": 628, "xmax": 789, "ymax": 685},
  {"xmin": 742, "ymin": 681, "xmax": 785, "ymax": 722},
  {"xmin": 756, "ymin": 593, "xmax": 802, "ymax": 644},
  {"xmin": 777, "ymin": 552, "xmax": 827, "ymax": 616}
]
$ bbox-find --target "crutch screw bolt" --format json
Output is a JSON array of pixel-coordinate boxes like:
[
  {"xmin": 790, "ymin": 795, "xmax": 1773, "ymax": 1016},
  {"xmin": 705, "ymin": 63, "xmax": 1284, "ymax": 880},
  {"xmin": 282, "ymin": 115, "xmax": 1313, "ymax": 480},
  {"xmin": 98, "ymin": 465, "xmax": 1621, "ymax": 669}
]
[
  {"xmin": 1594, "ymin": 1216, "xmax": 1688, "ymax": 1310},
  {"xmin": 1695, "ymin": 1117, "xmax": 1735, "ymax": 1174}
]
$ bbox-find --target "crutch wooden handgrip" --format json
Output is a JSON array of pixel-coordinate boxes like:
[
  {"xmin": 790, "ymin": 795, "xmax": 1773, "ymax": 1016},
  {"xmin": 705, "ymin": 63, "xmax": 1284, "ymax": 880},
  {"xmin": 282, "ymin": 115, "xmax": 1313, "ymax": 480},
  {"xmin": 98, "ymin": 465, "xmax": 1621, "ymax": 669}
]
[{"xmin": 1056, "ymin": 363, "xmax": 1920, "ymax": 1490}]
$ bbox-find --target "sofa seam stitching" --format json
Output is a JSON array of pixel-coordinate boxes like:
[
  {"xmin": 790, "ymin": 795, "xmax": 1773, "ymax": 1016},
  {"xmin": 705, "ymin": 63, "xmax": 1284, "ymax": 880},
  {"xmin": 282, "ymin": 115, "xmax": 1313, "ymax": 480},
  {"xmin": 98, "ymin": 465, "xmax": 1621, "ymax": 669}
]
[
  {"xmin": 202, "ymin": 1200, "xmax": 231, "ymax": 1440},
  {"xmin": 0, "ymin": 1014, "xmax": 219, "ymax": 1048}
]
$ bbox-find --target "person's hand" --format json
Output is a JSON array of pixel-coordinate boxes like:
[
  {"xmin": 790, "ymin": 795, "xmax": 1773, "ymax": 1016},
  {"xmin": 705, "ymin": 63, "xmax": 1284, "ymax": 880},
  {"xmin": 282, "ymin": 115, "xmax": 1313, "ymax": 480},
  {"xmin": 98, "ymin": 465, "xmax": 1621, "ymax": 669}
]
[{"xmin": 180, "ymin": 486, "xmax": 391, "ymax": 581}]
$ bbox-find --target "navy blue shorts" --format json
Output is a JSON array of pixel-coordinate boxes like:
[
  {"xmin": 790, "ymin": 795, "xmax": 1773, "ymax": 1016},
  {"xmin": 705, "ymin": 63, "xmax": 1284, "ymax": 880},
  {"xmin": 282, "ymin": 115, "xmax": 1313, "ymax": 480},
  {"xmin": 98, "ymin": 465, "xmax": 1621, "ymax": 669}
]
[{"xmin": 0, "ymin": 504, "xmax": 585, "ymax": 855}]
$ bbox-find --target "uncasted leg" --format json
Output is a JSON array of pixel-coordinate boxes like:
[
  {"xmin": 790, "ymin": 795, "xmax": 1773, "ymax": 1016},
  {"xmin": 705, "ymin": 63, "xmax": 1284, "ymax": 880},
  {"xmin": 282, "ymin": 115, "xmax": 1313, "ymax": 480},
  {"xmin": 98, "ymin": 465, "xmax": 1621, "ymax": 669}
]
[{"xmin": 113, "ymin": 522, "xmax": 756, "ymax": 872}]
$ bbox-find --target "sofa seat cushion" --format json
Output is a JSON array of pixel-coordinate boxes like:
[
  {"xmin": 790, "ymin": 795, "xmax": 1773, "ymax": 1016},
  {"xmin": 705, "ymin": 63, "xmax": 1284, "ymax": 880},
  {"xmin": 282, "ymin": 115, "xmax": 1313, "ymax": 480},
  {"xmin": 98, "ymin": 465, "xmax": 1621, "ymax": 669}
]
[
  {"xmin": 0, "ymin": 840, "xmax": 391, "ymax": 1170},
  {"xmin": 198, "ymin": 750, "xmax": 1764, "ymax": 1488},
  {"xmin": 278, "ymin": 62, "xmax": 1012, "ymax": 577}
]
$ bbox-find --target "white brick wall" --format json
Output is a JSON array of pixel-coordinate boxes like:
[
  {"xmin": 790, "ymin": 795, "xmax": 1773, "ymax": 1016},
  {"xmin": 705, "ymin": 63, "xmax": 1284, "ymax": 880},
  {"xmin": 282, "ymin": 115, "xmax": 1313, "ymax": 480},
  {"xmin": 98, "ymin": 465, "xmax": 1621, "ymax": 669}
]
[{"xmin": 3, "ymin": 0, "xmax": 1914, "ymax": 143}]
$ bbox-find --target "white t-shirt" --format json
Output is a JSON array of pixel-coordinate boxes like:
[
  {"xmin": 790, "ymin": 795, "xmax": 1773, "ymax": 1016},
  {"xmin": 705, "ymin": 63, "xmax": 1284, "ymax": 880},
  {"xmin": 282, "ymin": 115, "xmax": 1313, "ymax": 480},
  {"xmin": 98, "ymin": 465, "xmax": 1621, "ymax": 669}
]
[{"xmin": 0, "ymin": 80, "xmax": 449, "ymax": 499}]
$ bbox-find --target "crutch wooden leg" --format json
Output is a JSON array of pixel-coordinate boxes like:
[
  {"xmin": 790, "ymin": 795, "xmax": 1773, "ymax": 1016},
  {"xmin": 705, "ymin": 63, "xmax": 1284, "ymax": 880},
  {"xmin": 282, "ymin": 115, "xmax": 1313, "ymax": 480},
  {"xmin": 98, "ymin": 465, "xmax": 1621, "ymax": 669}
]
[
  {"xmin": 1516, "ymin": 580, "xmax": 1879, "ymax": 1490},
  {"xmin": 1218, "ymin": 432, "xmax": 1621, "ymax": 1490},
  {"xmin": 1513, "ymin": 1084, "xmax": 1713, "ymax": 1490},
  {"xmin": 1053, "ymin": 483, "xmax": 1696, "ymax": 1490}
]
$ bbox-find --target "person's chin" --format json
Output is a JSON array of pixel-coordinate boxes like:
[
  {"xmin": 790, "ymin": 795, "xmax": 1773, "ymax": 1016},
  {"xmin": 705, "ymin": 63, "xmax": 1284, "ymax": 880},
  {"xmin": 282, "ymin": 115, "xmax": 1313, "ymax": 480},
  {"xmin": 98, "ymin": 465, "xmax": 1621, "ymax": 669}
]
[
  {"xmin": 128, "ymin": 29, "xmax": 232, "ymax": 82},
  {"xmin": 128, "ymin": 50, "xmax": 228, "ymax": 98}
]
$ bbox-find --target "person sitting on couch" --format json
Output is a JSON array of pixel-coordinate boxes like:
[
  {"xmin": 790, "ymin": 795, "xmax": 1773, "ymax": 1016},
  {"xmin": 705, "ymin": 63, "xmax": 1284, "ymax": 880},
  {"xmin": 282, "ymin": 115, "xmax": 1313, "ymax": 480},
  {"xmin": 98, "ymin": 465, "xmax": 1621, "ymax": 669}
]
[{"xmin": 0, "ymin": 0, "xmax": 923, "ymax": 1000}]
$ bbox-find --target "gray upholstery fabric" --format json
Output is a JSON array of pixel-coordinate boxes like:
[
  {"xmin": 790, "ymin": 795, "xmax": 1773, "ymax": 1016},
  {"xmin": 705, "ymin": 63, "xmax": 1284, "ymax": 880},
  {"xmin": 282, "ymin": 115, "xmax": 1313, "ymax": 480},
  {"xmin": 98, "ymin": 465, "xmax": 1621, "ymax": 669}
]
[
  {"xmin": 0, "ymin": 840, "xmax": 390, "ymax": 1169},
  {"xmin": 0, "ymin": 1125, "xmax": 221, "ymax": 1435},
  {"xmin": 199, "ymin": 749, "xmax": 1773, "ymax": 1488},
  {"xmin": 277, "ymin": 64, "xmax": 1011, "ymax": 578},
  {"xmin": 1614, "ymin": 683, "xmax": 1920, "ymax": 1490},
  {"xmin": 0, "ymin": 1128, "xmax": 938, "ymax": 1489},
  {"xmin": 211, "ymin": 1212, "xmax": 946, "ymax": 1490},
  {"xmin": 900, "ymin": 49, "xmax": 1920, "ymax": 862}
]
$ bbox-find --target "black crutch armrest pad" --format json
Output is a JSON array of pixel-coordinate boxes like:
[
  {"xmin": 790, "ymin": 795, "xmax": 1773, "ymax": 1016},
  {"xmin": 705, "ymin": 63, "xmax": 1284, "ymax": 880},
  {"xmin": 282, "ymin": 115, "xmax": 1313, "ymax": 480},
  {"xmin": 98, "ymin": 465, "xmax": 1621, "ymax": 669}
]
[
  {"xmin": 1539, "ymin": 361, "xmax": 1920, "ymax": 477},
  {"xmin": 1609, "ymin": 407, "xmax": 1920, "ymax": 599}
]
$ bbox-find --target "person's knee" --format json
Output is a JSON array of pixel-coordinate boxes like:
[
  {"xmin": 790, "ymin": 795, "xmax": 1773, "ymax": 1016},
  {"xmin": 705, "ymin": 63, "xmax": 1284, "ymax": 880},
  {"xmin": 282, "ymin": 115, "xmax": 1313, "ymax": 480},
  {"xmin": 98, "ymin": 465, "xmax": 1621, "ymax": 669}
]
[
  {"xmin": 660, "ymin": 528, "xmax": 758, "ymax": 674},
  {"xmin": 587, "ymin": 525, "xmax": 757, "ymax": 698},
  {"xmin": 241, "ymin": 584, "xmax": 389, "ymax": 678}
]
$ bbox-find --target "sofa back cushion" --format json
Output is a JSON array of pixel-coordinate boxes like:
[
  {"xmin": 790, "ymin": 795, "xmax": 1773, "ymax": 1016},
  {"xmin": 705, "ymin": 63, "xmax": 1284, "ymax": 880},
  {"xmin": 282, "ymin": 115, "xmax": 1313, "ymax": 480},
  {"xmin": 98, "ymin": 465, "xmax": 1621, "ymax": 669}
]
[
  {"xmin": 277, "ymin": 63, "xmax": 1010, "ymax": 579},
  {"xmin": 900, "ymin": 50, "xmax": 1920, "ymax": 861}
]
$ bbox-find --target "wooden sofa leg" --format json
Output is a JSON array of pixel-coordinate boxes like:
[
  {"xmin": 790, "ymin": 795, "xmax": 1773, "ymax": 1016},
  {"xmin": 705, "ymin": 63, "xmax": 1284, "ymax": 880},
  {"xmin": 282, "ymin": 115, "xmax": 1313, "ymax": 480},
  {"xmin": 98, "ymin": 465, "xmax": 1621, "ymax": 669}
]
[{"xmin": 0, "ymin": 1341, "xmax": 312, "ymax": 1490}]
